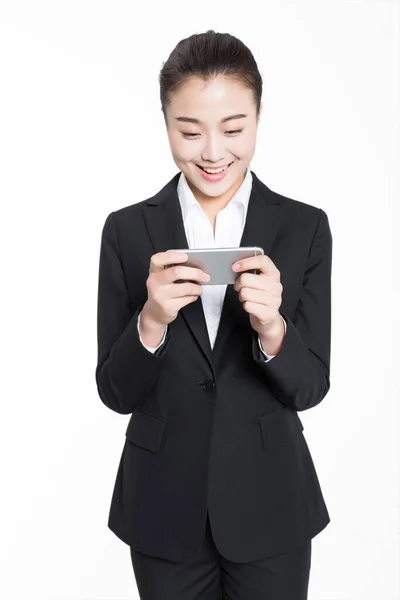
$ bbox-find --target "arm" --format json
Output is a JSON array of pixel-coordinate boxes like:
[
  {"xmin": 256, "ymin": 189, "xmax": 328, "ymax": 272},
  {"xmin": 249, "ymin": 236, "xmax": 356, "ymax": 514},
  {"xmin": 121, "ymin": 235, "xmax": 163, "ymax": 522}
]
[
  {"xmin": 137, "ymin": 310, "xmax": 168, "ymax": 353},
  {"xmin": 252, "ymin": 208, "xmax": 332, "ymax": 411},
  {"xmin": 95, "ymin": 212, "xmax": 171, "ymax": 414},
  {"xmin": 258, "ymin": 315, "xmax": 287, "ymax": 362}
]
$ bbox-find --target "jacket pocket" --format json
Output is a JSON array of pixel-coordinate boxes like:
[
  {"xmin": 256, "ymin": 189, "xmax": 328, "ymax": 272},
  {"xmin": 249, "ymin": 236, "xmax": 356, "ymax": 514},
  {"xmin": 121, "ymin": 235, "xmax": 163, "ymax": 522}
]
[
  {"xmin": 258, "ymin": 407, "xmax": 304, "ymax": 451},
  {"xmin": 125, "ymin": 410, "xmax": 166, "ymax": 453}
]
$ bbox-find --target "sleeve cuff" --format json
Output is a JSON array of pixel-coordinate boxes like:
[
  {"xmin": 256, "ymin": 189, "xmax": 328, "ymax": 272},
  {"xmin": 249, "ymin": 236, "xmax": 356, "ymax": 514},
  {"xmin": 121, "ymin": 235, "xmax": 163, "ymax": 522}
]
[
  {"xmin": 258, "ymin": 314, "xmax": 287, "ymax": 361},
  {"xmin": 137, "ymin": 311, "xmax": 168, "ymax": 353}
]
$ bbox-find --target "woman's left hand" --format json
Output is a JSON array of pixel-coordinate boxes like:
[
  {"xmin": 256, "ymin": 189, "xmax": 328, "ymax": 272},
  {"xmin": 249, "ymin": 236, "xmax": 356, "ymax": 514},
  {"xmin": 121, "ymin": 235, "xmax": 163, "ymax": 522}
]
[{"xmin": 232, "ymin": 255, "xmax": 283, "ymax": 338}]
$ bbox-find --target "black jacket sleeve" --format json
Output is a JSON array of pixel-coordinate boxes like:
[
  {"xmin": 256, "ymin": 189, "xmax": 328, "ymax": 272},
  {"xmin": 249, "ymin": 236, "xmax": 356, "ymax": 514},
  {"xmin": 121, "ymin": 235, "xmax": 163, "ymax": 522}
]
[
  {"xmin": 95, "ymin": 212, "xmax": 171, "ymax": 414},
  {"xmin": 252, "ymin": 208, "xmax": 332, "ymax": 412}
]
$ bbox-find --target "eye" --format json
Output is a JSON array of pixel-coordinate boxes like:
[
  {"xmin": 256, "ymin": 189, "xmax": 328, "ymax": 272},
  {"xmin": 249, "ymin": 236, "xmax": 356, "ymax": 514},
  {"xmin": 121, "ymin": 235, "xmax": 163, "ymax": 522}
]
[{"xmin": 181, "ymin": 129, "xmax": 243, "ymax": 139}]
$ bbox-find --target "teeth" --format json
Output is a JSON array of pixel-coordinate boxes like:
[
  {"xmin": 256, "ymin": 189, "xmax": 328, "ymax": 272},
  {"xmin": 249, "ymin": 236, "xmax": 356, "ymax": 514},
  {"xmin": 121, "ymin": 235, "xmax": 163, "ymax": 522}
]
[{"xmin": 202, "ymin": 164, "xmax": 230, "ymax": 174}]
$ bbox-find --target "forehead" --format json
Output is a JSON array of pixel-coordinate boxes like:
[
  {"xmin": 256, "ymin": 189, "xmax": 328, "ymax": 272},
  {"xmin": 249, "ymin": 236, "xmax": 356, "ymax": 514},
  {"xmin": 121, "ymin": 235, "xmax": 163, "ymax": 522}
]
[{"xmin": 167, "ymin": 76, "xmax": 254, "ymax": 121}]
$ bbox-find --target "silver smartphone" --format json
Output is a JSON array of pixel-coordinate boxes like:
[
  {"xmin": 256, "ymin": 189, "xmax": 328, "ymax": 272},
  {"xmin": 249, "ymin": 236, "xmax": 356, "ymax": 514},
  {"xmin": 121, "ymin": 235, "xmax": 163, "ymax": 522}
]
[{"xmin": 165, "ymin": 246, "xmax": 264, "ymax": 285}]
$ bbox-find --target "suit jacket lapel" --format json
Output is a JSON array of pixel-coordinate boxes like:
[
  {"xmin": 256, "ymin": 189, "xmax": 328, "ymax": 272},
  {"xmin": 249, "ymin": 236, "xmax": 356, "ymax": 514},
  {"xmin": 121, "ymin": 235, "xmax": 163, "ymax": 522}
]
[{"xmin": 142, "ymin": 170, "xmax": 282, "ymax": 371}]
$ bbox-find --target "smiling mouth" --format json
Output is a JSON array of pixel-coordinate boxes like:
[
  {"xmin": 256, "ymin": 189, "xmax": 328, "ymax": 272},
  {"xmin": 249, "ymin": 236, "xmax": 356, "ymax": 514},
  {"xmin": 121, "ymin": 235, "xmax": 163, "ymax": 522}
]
[{"xmin": 196, "ymin": 161, "xmax": 234, "ymax": 174}]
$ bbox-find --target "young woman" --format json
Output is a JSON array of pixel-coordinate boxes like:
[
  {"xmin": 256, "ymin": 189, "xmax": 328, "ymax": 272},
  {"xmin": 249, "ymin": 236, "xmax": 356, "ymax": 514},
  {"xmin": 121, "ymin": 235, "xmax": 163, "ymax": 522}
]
[{"xmin": 96, "ymin": 30, "xmax": 332, "ymax": 600}]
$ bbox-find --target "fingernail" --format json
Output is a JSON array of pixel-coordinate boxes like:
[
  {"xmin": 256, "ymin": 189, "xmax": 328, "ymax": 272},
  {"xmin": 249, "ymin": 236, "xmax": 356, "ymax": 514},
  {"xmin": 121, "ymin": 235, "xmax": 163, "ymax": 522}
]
[{"xmin": 233, "ymin": 262, "xmax": 240, "ymax": 270}]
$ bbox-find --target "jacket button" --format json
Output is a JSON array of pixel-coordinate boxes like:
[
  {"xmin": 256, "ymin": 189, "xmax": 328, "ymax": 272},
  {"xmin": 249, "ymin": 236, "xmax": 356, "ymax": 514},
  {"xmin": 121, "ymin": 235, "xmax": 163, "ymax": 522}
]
[{"xmin": 201, "ymin": 379, "xmax": 215, "ymax": 393}]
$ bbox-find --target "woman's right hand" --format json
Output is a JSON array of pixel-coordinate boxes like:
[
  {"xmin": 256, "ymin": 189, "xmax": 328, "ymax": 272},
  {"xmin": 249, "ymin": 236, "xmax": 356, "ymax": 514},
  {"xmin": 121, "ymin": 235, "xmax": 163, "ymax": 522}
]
[{"xmin": 140, "ymin": 251, "xmax": 211, "ymax": 330}]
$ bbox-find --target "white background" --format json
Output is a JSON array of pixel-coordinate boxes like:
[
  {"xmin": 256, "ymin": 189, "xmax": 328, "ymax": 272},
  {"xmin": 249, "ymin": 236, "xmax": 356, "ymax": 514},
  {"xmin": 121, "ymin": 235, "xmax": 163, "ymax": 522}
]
[{"xmin": 0, "ymin": 1, "xmax": 399, "ymax": 599}]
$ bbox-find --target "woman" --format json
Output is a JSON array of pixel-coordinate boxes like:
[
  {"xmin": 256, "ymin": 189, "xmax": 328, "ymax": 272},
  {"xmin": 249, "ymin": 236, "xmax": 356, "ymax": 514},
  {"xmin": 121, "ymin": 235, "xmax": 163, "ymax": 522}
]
[{"xmin": 95, "ymin": 30, "xmax": 332, "ymax": 600}]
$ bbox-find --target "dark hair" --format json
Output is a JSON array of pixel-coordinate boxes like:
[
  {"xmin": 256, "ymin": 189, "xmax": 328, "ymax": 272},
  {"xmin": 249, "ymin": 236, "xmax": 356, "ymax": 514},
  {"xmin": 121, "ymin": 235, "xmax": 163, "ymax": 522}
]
[{"xmin": 159, "ymin": 30, "xmax": 263, "ymax": 125}]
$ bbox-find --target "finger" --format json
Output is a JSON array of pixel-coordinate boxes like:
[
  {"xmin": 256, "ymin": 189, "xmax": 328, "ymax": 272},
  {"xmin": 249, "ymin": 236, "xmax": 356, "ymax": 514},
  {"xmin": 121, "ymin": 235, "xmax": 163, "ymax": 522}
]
[
  {"xmin": 232, "ymin": 254, "xmax": 279, "ymax": 278},
  {"xmin": 173, "ymin": 295, "xmax": 202, "ymax": 312},
  {"xmin": 150, "ymin": 251, "xmax": 188, "ymax": 273},
  {"xmin": 238, "ymin": 288, "xmax": 269, "ymax": 305},
  {"xmin": 164, "ymin": 265, "xmax": 210, "ymax": 284},
  {"xmin": 242, "ymin": 301, "xmax": 275, "ymax": 321},
  {"xmin": 168, "ymin": 280, "xmax": 203, "ymax": 299},
  {"xmin": 234, "ymin": 272, "xmax": 268, "ymax": 292}
]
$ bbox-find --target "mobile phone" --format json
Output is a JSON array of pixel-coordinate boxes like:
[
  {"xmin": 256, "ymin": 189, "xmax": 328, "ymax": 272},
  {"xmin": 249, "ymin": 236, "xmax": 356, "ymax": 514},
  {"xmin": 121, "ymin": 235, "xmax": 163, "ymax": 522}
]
[{"xmin": 164, "ymin": 246, "xmax": 264, "ymax": 285}]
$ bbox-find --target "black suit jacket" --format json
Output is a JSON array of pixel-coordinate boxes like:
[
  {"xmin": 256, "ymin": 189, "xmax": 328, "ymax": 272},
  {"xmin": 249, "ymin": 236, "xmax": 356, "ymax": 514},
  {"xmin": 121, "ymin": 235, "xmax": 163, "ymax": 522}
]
[{"xmin": 95, "ymin": 169, "xmax": 332, "ymax": 562}]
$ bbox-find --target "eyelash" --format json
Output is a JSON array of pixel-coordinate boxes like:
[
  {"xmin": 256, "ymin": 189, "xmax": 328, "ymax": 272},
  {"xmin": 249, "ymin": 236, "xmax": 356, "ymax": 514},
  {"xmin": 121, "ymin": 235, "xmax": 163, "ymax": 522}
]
[{"xmin": 182, "ymin": 129, "xmax": 243, "ymax": 139}]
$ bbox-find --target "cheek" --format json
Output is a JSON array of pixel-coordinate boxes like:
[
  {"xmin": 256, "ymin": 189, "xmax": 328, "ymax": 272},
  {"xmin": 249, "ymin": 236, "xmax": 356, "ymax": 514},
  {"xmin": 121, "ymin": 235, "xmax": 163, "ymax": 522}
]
[
  {"xmin": 233, "ymin": 132, "xmax": 257, "ymax": 157},
  {"xmin": 169, "ymin": 135, "xmax": 195, "ymax": 162}
]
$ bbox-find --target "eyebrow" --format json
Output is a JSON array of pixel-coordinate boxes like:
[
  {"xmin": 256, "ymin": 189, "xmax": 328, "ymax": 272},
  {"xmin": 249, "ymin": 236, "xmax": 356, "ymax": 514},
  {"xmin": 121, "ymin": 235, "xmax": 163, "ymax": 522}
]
[{"xmin": 175, "ymin": 113, "xmax": 248, "ymax": 124}]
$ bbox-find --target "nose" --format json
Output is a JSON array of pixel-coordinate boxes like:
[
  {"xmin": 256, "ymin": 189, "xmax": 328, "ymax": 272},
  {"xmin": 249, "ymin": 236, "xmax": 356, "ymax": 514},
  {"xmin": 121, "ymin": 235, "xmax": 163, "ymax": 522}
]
[{"xmin": 200, "ymin": 133, "xmax": 227, "ymax": 164}]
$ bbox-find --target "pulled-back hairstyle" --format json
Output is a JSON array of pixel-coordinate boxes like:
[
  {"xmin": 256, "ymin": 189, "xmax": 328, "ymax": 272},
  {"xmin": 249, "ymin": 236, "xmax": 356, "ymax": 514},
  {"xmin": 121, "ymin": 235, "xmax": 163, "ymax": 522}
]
[{"xmin": 159, "ymin": 30, "xmax": 263, "ymax": 125}]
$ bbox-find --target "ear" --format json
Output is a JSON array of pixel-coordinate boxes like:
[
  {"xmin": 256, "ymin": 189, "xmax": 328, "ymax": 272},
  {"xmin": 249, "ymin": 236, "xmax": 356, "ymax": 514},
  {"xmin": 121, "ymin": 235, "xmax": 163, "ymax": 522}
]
[{"xmin": 257, "ymin": 102, "xmax": 263, "ymax": 124}]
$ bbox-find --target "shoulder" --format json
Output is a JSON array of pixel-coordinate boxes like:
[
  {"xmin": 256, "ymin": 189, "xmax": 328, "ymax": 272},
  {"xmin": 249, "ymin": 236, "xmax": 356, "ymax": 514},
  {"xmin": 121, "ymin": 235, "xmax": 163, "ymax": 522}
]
[
  {"xmin": 111, "ymin": 196, "xmax": 149, "ymax": 221},
  {"xmin": 99, "ymin": 200, "xmax": 146, "ymax": 245},
  {"xmin": 106, "ymin": 172, "xmax": 181, "ymax": 230},
  {"xmin": 276, "ymin": 189, "xmax": 328, "ymax": 237},
  {"xmin": 101, "ymin": 194, "xmax": 157, "ymax": 240},
  {"xmin": 254, "ymin": 172, "xmax": 329, "ymax": 235}
]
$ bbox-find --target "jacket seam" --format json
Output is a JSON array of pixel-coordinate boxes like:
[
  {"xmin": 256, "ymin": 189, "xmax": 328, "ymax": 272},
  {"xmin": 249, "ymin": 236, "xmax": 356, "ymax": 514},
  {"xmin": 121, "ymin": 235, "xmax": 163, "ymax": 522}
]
[{"xmin": 109, "ymin": 211, "xmax": 133, "ymax": 314}]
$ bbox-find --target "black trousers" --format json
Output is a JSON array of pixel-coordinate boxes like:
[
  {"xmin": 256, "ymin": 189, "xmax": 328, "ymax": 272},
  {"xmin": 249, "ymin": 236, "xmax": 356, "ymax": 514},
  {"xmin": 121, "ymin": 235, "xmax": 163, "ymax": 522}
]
[{"xmin": 130, "ymin": 510, "xmax": 312, "ymax": 600}]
